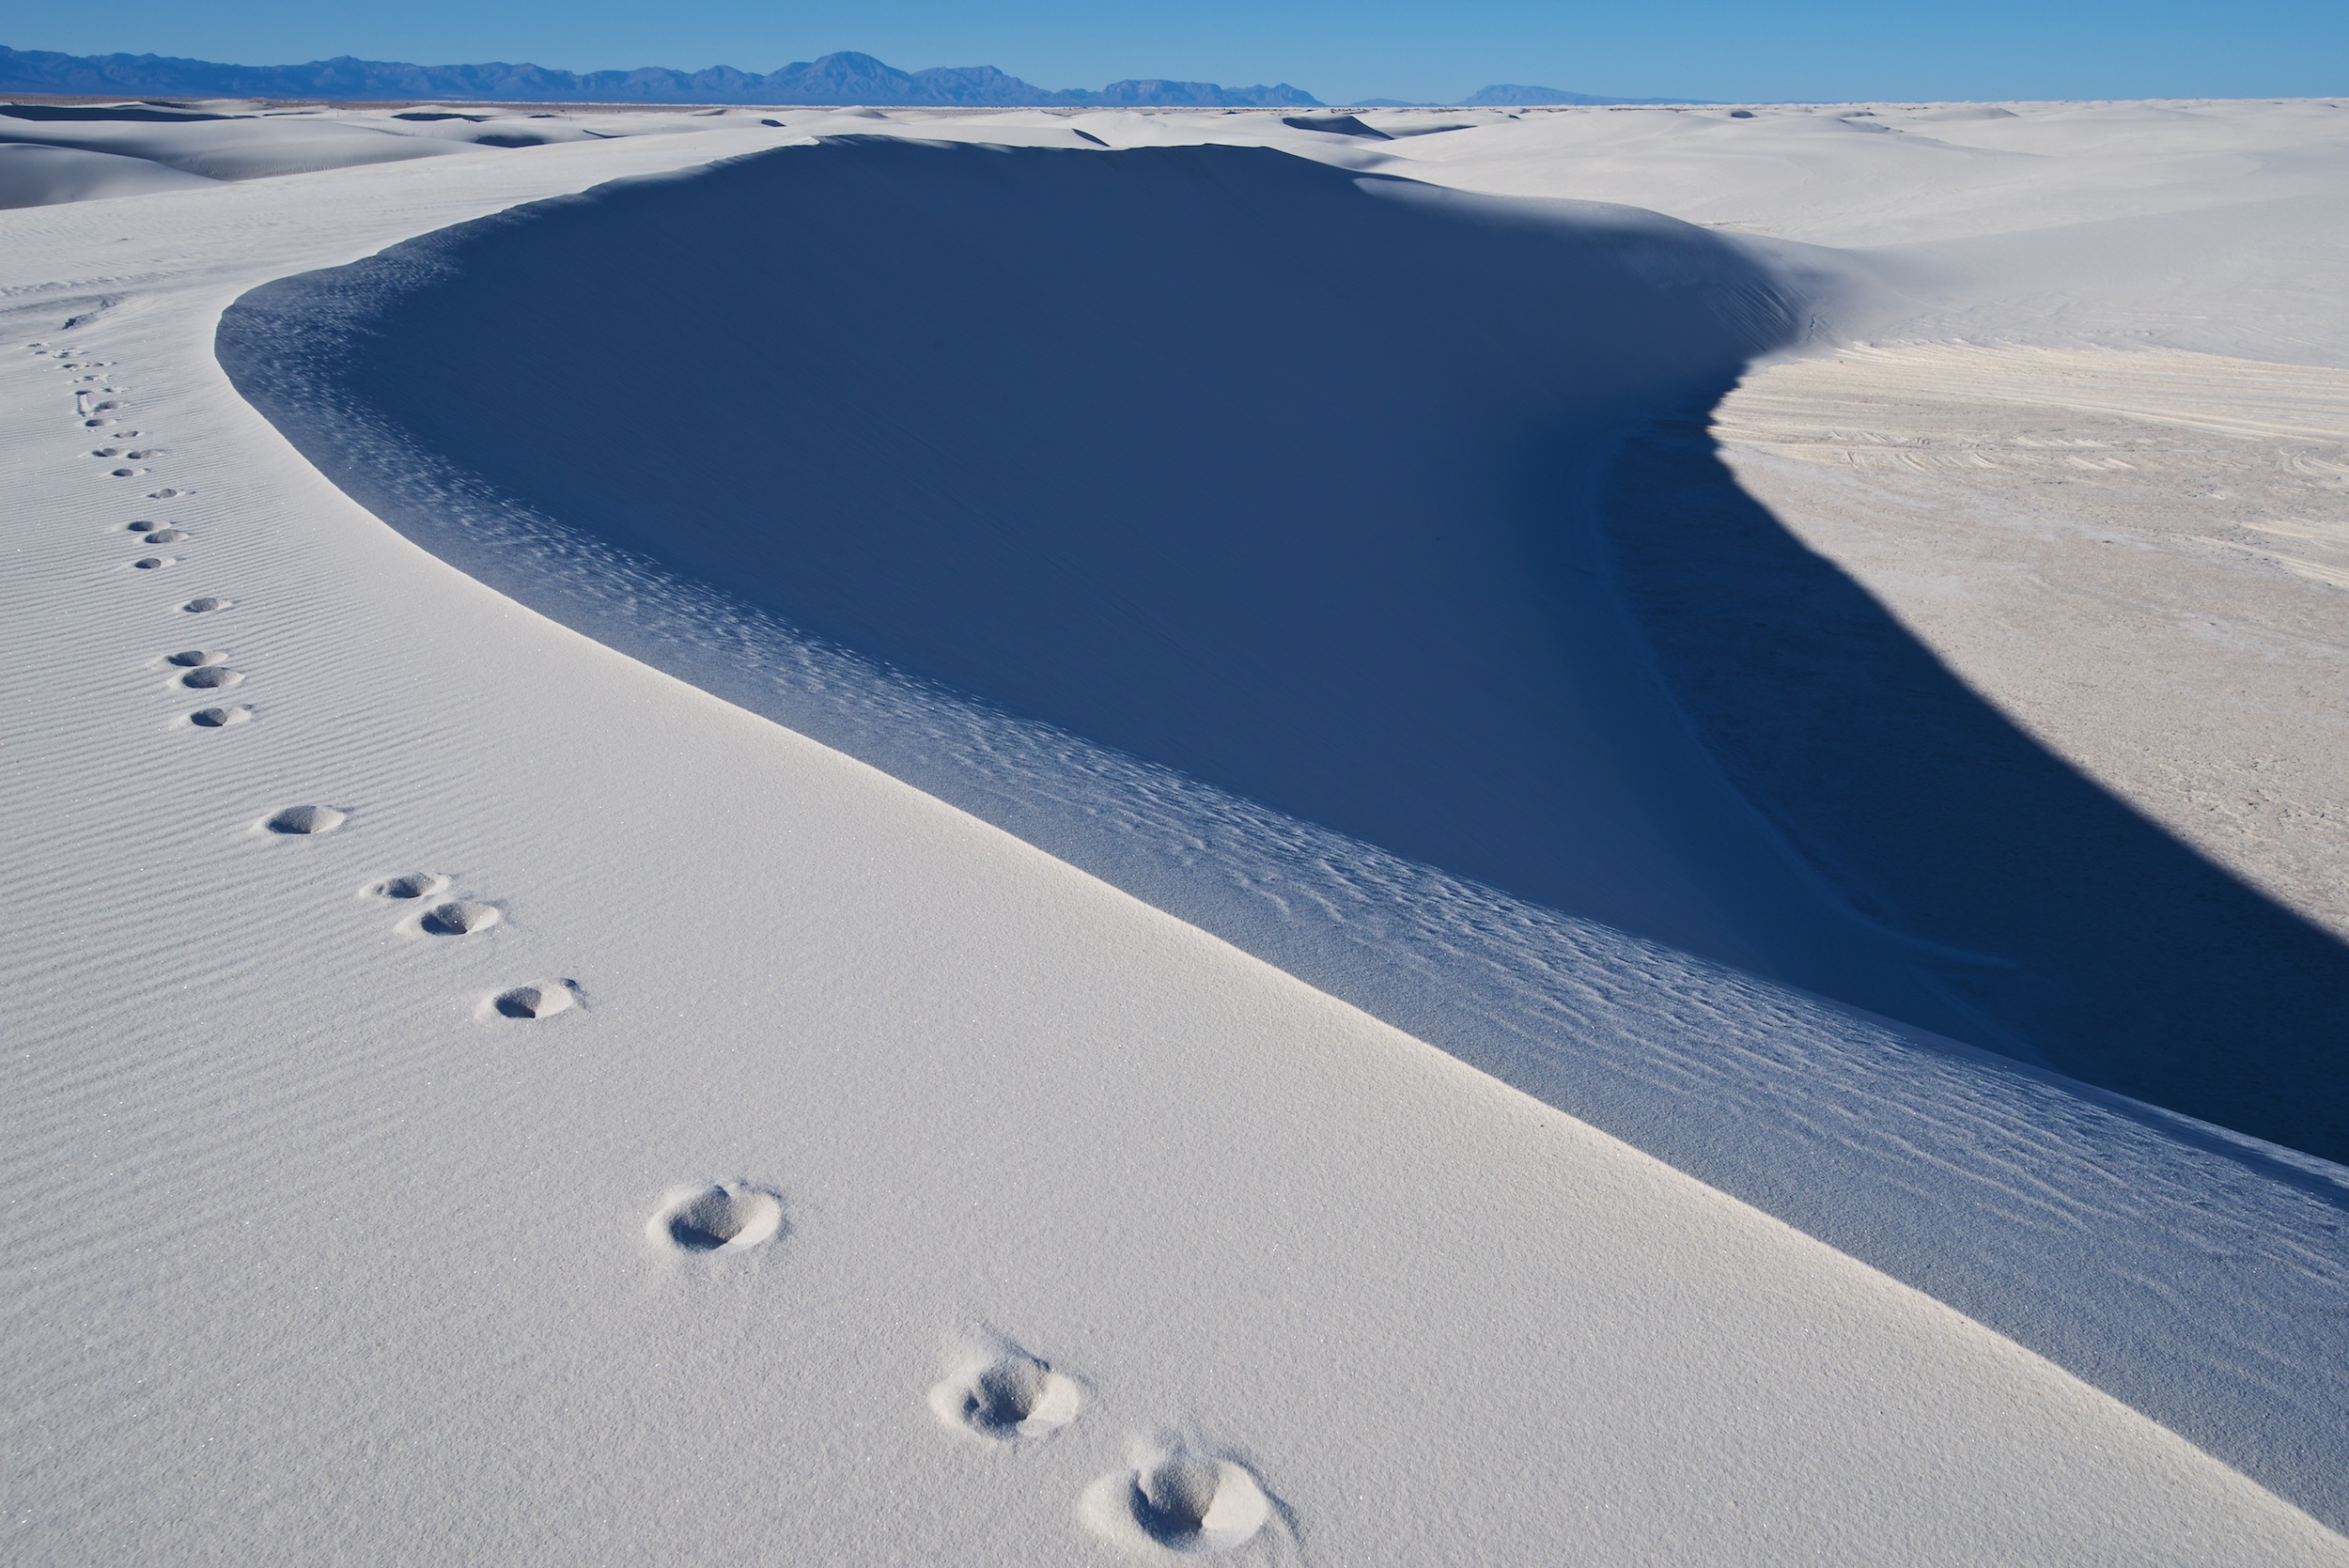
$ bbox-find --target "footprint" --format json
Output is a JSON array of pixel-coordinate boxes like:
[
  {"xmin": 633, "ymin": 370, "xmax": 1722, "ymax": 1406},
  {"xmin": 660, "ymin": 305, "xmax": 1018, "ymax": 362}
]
[
  {"xmin": 89, "ymin": 446, "xmax": 122, "ymax": 458},
  {"xmin": 648, "ymin": 1182, "xmax": 786, "ymax": 1253},
  {"xmin": 420, "ymin": 900, "xmax": 500, "ymax": 937},
  {"xmin": 369, "ymin": 871, "xmax": 450, "ymax": 900},
  {"xmin": 181, "ymin": 597, "xmax": 230, "ymax": 613},
  {"xmin": 125, "ymin": 449, "xmax": 164, "ymax": 460},
  {"xmin": 148, "ymin": 489, "xmax": 185, "ymax": 500},
  {"xmin": 261, "ymin": 804, "xmax": 346, "ymax": 835},
  {"xmin": 164, "ymin": 649, "xmax": 226, "ymax": 667},
  {"xmin": 492, "ymin": 981, "xmax": 577, "ymax": 1019},
  {"xmin": 109, "ymin": 468, "xmax": 144, "ymax": 478},
  {"xmin": 929, "ymin": 1333, "xmax": 1084, "ymax": 1444},
  {"xmin": 187, "ymin": 706, "xmax": 253, "ymax": 728},
  {"xmin": 179, "ymin": 665, "xmax": 242, "ymax": 690},
  {"xmin": 1083, "ymin": 1441, "xmax": 1279, "ymax": 1556},
  {"xmin": 132, "ymin": 556, "xmax": 175, "ymax": 570},
  {"xmin": 145, "ymin": 528, "xmax": 187, "ymax": 543}
]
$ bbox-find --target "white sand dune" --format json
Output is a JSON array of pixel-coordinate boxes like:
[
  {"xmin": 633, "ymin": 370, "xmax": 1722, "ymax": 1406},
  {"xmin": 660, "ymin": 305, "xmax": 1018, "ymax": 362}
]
[
  {"xmin": 5, "ymin": 101, "xmax": 2348, "ymax": 1561},
  {"xmin": 0, "ymin": 100, "xmax": 797, "ymax": 208},
  {"xmin": 0, "ymin": 105, "xmax": 468, "ymax": 182},
  {"xmin": 0, "ymin": 139, "xmax": 221, "ymax": 207}
]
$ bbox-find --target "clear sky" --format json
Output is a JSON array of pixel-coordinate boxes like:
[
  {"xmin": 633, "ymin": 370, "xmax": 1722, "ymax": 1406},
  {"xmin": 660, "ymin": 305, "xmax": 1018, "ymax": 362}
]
[{"xmin": 6, "ymin": 0, "xmax": 2342, "ymax": 105}]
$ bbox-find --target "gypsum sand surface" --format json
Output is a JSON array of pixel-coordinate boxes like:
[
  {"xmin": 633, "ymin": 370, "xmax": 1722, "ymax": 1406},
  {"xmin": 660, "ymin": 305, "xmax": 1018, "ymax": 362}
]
[
  {"xmin": 5, "ymin": 101, "xmax": 2348, "ymax": 1560},
  {"xmin": 213, "ymin": 110, "xmax": 2349, "ymax": 1522}
]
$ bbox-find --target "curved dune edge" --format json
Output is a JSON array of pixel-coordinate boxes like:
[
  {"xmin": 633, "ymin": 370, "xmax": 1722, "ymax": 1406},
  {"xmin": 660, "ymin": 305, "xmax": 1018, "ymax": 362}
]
[
  {"xmin": 1, "ymin": 107, "xmax": 2344, "ymax": 1562},
  {"xmin": 220, "ymin": 124, "xmax": 2349, "ymax": 1527}
]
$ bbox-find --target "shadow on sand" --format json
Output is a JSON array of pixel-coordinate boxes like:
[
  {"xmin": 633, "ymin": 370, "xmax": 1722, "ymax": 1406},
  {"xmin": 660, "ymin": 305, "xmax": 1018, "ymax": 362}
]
[
  {"xmin": 1602, "ymin": 418, "xmax": 2349, "ymax": 1161},
  {"xmin": 217, "ymin": 138, "xmax": 2349, "ymax": 1517},
  {"xmin": 218, "ymin": 134, "xmax": 2349, "ymax": 1162}
]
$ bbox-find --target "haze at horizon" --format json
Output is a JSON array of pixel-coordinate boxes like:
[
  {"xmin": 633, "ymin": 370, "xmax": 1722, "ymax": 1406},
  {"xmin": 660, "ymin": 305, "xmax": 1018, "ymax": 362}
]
[{"xmin": 6, "ymin": 0, "xmax": 2341, "ymax": 107}]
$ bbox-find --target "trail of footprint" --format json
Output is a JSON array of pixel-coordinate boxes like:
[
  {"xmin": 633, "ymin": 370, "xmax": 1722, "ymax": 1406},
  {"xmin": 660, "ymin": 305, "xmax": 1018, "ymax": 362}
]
[
  {"xmin": 490, "ymin": 980, "xmax": 578, "ymax": 1019},
  {"xmin": 362, "ymin": 879, "xmax": 576, "ymax": 1014},
  {"xmin": 350, "ymin": 853, "xmax": 490, "ymax": 931},
  {"xmin": 419, "ymin": 900, "xmax": 500, "ymax": 937},
  {"xmin": 70, "ymin": 344, "xmax": 590, "ymax": 1079},
  {"xmin": 368, "ymin": 872, "xmax": 451, "ymax": 900},
  {"xmin": 1083, "ymin": 1441, "xmax": 1281, "ymax": 1557},
  {"xmin": 260, "ymin": 804, "xmax": 346, "ymax": 835},
  {"xmin": 929, "ymin": 1333, "xmax": 1084, "ymax": 1444},
  {"xmin": 648, "ymin": 1182, "xmax": 786, "ymax": 1254}
]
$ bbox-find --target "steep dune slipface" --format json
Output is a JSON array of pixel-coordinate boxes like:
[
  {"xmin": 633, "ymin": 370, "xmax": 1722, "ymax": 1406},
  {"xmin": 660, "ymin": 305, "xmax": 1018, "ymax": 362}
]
[
  {"xmin": 219, "ymin": 136, "xmax": 1961, "ymax": 1021},
  {"xmin": 222, "ymin": 136, "xmax": 2349, "ymax": 1158}
]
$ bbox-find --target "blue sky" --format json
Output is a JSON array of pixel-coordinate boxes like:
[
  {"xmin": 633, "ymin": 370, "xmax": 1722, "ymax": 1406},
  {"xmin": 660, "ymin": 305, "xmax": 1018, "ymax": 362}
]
[{"xmin": 7, "ymin": 0, "xmax": 2342, "ymax": 104}]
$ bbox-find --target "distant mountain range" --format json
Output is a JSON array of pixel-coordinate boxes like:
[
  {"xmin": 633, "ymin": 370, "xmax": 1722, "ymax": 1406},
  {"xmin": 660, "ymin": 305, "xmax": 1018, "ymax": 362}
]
[
  {"xmin": 0, "ymin": 44, "xmax": 1693, "ymax": 110},
  {"xmin": 0, "ymin": 45, "xmax": 1319, "ymax": 107},
  {"xmin": 1462, "ymin": 84, "xmax": 1695, "ymax": 106}
]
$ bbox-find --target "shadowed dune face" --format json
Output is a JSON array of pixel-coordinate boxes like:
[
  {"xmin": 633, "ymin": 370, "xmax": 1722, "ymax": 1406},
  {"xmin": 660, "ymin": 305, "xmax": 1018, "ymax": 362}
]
[
  {"xmin": 218, "ymin": 136, "xmax": 2349, "ymax": 1158},
  {"xmin": 1605, "ymin": 426, "xmax": 2349, "ymax": 1159},
  {"xmin": 223, "ymin": 138, "xmax": 1820, "ymax": 970}
]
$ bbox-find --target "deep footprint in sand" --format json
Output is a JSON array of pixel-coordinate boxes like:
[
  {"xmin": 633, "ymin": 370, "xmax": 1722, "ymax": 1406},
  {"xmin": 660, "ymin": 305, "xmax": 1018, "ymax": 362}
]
[
  {"xmin": 649, "ymin": 1182, "xmax": 786, "ymax": 1253},
  {"xmin": 165, "ymin": 648, "xmax": 226, "ymax": 667},
  {"xmin": 369, "ymin": 872, "xmax": 450, "ymax": 900},
  {"xmin": 491, "ymin": 981, "xmax": 577, "ymax": 1019},
  {"xmin": 929, "ymin": 1335, "xmax": 1084, "ymax": 1443},
  {"xmin": 181, "ymin": 597, "xmax": 230, "ymax": 613},
  {"xmin": 179, "ymin": 665, "xmax": 242, "ymax": 690},
  {"xmin": 132, "ymin": 556, "xmax": 174, "ymax": 570},
  {"xmin": 187, "ymin": 706, "xmax": 252, "ymax": 728},
  {"xmin": 1084, "ymin": 1442, "xmax": 1278, "ymax": 1556},
  {"xmin": 420, "ymin": 900, "xmax": 500, "ymax": 937},
  {"xmin": 261, "ymin": 804, "xmax": 346, "ymax": 835}
]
